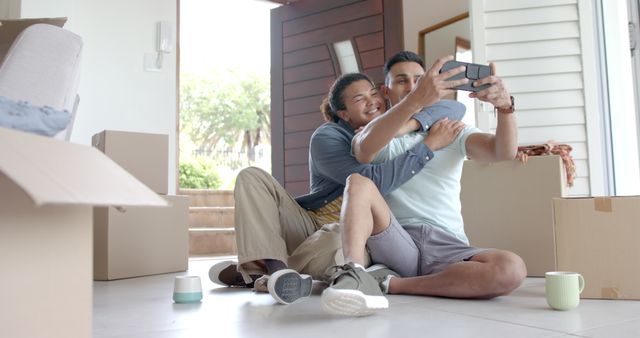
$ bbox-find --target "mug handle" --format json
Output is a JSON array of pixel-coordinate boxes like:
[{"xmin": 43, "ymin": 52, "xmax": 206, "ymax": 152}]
[{"xmin": 577, "ymin": 274, "xmax": 585, "ymax": 293}]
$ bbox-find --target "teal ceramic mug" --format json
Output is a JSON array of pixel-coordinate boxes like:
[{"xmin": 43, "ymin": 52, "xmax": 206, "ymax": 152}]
[{"xmin": 545, "ymin": 271, "xmax": 585, "ymax": 311}]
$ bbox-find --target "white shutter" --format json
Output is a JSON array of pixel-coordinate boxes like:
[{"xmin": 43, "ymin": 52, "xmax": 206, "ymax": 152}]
[{"xmin": 471, "ymin": 0, "xmax": 606, "ymax": 196}]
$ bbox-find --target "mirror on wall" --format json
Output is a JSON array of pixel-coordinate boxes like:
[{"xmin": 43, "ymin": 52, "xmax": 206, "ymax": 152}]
[{"xmin": 419, "ymin": 13, "xmax": 475, "ymax": 126}]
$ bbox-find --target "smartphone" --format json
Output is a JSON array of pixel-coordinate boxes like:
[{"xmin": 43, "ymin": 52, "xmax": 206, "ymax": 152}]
[{"xmin": 439, "ymin": 60, "xmax": 491, "ymax": 92}]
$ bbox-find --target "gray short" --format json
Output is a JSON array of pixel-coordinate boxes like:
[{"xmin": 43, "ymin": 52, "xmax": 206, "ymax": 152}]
[{"xmin": 366, "ymin": 214, "xmax": 488, "ymax": 277}]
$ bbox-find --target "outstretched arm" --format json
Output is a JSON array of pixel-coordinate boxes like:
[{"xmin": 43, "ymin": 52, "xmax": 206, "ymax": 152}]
[{"xmin": 465, "ymin": 63, "xmax": 517, "ymax": 162}]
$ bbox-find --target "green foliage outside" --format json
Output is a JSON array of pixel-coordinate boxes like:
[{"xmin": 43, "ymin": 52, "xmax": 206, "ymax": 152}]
[
  {"xmin": 179, "ymin": 67, "xmax": 271, "ymax": 189},
  {"xmin": 180, "ymin": 68, "xmax": 270, "ymax": 155},
  {"xmin": 179, "ymin": 157, "xmax": 222, "ymax": 189}
]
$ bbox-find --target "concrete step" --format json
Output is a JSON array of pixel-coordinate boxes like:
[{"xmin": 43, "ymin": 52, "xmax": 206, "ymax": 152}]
[
  {"xmin": 189, "ymin": 228, "xmax": 236, "ymax": 256},
  {"xmin": 189, "ymin": 206, "xmax": 234, "ymax": 228},
  {"xmin": 181, "ymin": 189, "xmax": 234, "ymax": 207},
  {"xmin": 182, "ymin": 189, "xmax": 236, "ymax": 257}
]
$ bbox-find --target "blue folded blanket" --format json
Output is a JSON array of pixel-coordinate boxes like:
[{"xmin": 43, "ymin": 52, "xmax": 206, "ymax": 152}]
[{"xmin": 0, "ymin": 96, "xmax": 71, "ymax": 136}]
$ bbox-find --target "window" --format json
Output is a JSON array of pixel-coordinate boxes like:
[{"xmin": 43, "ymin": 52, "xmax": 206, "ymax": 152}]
[{"xmin": 333, "ymin": 40, "xmax": 359, "ymax": 74}]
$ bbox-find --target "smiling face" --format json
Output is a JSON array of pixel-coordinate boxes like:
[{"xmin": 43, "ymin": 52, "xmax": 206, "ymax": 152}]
[
  {"xmin": 384, "ymin": 61, "xmax": 425, "ymax": 106},
  {"xmin": 336, "ymin": 79, "xmax": 385, "ymax": 129}
]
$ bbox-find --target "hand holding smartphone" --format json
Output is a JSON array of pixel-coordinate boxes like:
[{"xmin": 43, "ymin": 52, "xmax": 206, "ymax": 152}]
[{"xmin": 439, "ymin": 60, "xmax": 491, "ymax": 92}]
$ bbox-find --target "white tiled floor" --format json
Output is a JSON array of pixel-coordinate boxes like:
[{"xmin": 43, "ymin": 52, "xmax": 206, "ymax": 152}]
[{"xmin": 93, "ymin": 258, "xmax": 640, "ymax": 338}]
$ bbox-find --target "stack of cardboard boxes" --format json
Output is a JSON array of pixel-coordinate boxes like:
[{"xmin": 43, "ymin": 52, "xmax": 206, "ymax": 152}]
[
  {"xmin": 92, "ymin": 130, "xmax": 189, "ymax": 280},
  {"xmin": 0, "ymin": 127, "xmax": 168, "ymax": 338},
  {"xmin": 462, "ymin": 155, "xmax": 640, "ymax": 300}
]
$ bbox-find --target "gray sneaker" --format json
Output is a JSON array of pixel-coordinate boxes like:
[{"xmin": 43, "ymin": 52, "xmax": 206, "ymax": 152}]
[
  {"xmin": 366, "ymin": 264, "xmax": 400, "ymax": 294},
  {"xmin": 267, "ymin": 269, "xmax": 313, "ymax": 304},
  {"xmin": 321, "ymin": 263, "xmax": 389, "ymax": 316}
]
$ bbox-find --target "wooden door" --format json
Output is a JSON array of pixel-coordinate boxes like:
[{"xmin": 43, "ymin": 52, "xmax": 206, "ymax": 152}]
[{"xmin": 271, "ymin": 0, "xmax": 403, "ymax": 196}]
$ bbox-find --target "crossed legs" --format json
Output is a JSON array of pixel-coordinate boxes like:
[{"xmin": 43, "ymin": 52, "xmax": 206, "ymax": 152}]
[
  {"xmin": 341, "ymin": 173, "xmax": 527, "ymax": 299},
  {"xmin": 388, "ymin": 250, "xmax": 527, "ymax": 299}
]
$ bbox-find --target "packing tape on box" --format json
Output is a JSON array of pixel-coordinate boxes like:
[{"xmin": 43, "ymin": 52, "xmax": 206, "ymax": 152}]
[
  {"xmin": 594, "ymin": 197, "xmax": 612, "ymax": 212},
  {"xmin": 602, "ymin": 287, "xmax": 622, "ymax": 299}
]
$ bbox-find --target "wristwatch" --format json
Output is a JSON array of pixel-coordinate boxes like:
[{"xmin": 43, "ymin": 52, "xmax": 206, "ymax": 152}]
[{"xmin": 496, "ymin": 96, "xmax": 515, "ymax": 114}]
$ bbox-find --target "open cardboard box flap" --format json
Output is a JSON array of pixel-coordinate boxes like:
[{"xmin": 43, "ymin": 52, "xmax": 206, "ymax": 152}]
[{"xmin": 0, "ymin": 127, "xmax": 167, "ymax": 207}]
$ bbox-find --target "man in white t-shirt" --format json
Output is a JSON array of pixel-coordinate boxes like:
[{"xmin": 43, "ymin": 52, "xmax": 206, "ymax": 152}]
[{"xmin": 320, "ymin": 52, "xmax": 526, "ymax": 317}]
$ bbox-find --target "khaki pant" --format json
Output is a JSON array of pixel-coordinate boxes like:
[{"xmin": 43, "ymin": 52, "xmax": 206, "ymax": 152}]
[{"xmin": 234, "ymin": 167, "xmax": 345, "ymax": 280}]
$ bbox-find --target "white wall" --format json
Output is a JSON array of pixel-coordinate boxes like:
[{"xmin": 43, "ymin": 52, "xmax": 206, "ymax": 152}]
[
  {"xmin": 422, "ymin": 17, "xmax": 470, "ymax": 66},
  {"xmin": 20, "ymin": 0, "xmax": 178, "ymax": 194},
  {"xmin": 402, "ymin": 0, "xmax": 469, "ymax": 54},
  {"xmin": 20, "ymin": 0, "xmax": 73, "ymax": 20}
]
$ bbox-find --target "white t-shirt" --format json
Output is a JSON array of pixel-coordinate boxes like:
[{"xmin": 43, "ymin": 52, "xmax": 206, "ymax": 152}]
[{"xmin": 373, "ymin": 126, "xmax": 480, "ymax": 244}]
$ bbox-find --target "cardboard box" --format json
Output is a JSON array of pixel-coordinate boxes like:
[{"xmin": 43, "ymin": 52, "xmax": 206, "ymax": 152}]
[
  {"xmin": 461, "ymin": 155, "xmax": 567, "ymax": 276},
  {"xmin": 94, "ymin": 195, "xmax": 189, "ymax": 280},
  {"xmin": 0, "ymin": 127, "xmax": 166, "ymax": 338},
  {"xmin": 92, "ymin": 130, "xmax": 169, "ymax": 194},
  {"xmin": 554, "ymin": 196, "xmax": 640, "ymax": 300},
  {"xmin": 0, "ymin": 17, "xmax": 67, "ymax": 62}
]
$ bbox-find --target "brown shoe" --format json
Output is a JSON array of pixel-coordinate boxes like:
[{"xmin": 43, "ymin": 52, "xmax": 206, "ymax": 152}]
[{"xmin": 208, "ymin": 260, "xmax": 259, "ymax": 287}]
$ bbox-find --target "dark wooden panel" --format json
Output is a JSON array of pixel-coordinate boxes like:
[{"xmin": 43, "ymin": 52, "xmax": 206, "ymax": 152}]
[
  {"xmin": 283, "ymin": 45, "xmax": 331, "ymax": 68},
  {"xmin": 286, "ymin": 181, "xmax": 309, "ymax": 197},
  {"xmin": 285, "ymin": 164, "xmax": 310, "ymax": 182},
  {"xmin": 285, "ymin": 111, "xmax": 325, "ymax": 133},
  {"xmin": 284, "ymin": 94, "xmax": 327, "ymax": 117},
  {"xmin": 277, "ymin": 0, "xmax": 361, "ymax": 21},
  {"xmin": 284, "ymin": 59, "xmax": 334, "ymax": 84},
  {"xmin": 283, "ymin": 15, "xmax": 383, "ymax": 53},
  {"xmin": 360, "ymin": 47, "xmax": 384, "ymax": 69},
  {"xmin": 355, "ymin": 31, "xmax": 384, "ymax": 52},
  {"xmin": 284, "ymin": 130, "xmax": 315, "ymax": 150},
  {"xmin": 363, "ymin": 66, "xmax": 384, "ymax": 85},
  {"xmin": 283, "ymin": 0, "xmax": 382, "ymax": 37},
  {"xmin": 383, "ymin": 0, "xmax": 404, "ymax": 59},
  {"xmin": 285, "ymin": 147, "xmax": 309, "ymax": 166},
  {"xmin": 271, "ymin": 9, "xmax": 285, "ymax": 184},
  {"xmin": 284, "ymin": 76, "xmax": 335, "ymax": 101},
  {"xmin": 272, "ymin": 0, "xmax": 404, "ymax": 195}
]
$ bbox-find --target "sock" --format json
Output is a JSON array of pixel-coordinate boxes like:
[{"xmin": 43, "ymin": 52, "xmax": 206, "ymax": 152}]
[
  {"xmin": 380, "ymin": 275, "xmax": 395, "ymax": 294},
  {"xmin": 264, "ymin": 259, "xmax": 287, "ymax": 275}
]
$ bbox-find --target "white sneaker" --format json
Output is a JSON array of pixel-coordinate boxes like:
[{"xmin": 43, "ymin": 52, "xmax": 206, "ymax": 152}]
[{"xmin": 267, "ymin": 269, "xmax": 313, "ymax": 304}]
